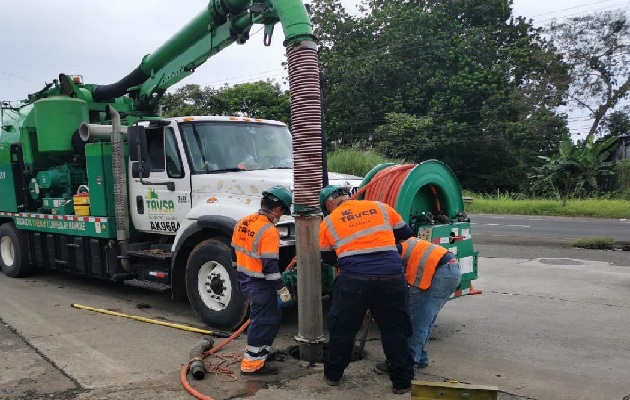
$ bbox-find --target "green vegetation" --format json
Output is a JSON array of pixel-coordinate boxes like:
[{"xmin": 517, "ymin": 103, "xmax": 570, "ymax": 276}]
[
  {"xmin": 327, "ymin": 148, "xmax": 402, "ymax": 178},
  {"xmin": 159, "ymin": 3, "xmax": 630, "ymax": 206},
  {"xmin": 328, "ymin": 149, "xmax": 630, "ymax": 219},
  {"xmin": 571, "ymin": 236, "xmax": 615, "ymax": 250},
  {"xmin": 465, "ymin": 197, "xmax": 630, "ymax": 219}
]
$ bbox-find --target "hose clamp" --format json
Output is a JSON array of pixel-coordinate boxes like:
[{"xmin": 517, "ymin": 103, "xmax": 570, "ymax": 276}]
[{"xmin": 294, "ymin": 334, "xmax": 326, "ymax": 344}]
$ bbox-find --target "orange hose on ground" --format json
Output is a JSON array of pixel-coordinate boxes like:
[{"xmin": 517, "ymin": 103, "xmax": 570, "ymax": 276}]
[
  {"xmin": 180, "ymin": 319, "xmax": 251, "ymax": 400},
  {"xmin": 180, "ymin": 166, "xmax": 422, "ymax": 398}
]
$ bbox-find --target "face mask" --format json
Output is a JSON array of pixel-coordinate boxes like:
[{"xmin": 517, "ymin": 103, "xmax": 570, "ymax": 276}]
[{"xmin": 270, "ymin": 208, "xmax": 283, "ymax": 224}]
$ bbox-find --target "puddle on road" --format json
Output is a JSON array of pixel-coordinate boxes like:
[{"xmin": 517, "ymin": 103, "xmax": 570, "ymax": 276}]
[{"xmin": 244, "ymin": 380, "xmax": 265, "ymax": 397}]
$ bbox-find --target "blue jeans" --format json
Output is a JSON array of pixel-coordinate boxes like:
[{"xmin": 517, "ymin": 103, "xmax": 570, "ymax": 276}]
[{"xmin": 408, "ymin": 260, "xmax": 461, "ymax": 367}]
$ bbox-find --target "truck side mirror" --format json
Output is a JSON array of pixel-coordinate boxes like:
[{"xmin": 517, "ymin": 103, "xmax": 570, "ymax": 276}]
[
  {"xmin": 128, "ymin": 125, "xmax": 149, "ymax": 162},
  {"xmin": 131, "ymin": 161, "xmax": 150, "ymax": 178}
]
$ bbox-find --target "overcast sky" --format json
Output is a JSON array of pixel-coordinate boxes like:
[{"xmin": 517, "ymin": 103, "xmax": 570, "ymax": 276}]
[{"xmin": 1, "ymin": 0, "xmax": 629, "ymax": 135}]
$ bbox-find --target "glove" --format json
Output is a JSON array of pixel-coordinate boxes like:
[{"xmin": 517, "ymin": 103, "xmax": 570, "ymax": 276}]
[
  {"xmin": 277, "ymin": 287, "xmax": 292, "ymax": 302},
  {"xmin": 276, "ymin": 287, "xmax": 293, "ymax": 309}
]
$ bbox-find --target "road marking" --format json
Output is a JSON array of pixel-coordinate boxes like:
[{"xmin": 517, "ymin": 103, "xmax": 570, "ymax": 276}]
[{"xmin": 506, "ymin": 224, "xmax": 530, "ymax": 228}]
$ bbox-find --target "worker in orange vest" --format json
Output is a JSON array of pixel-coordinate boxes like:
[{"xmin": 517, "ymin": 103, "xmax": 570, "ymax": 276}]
[
  {"xmin": 374, "ymin": 237, "xmax": 461, "ymax": 375},
  {"xmin": 319, "ymin": 185, "xmax": 415, "ymax": 395},
  {"xmin": 232, "ymin": 186, "xmax": 293, "ymax": 375}
]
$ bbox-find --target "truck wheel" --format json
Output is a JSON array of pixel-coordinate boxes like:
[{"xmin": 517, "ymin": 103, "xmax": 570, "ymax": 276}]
[
  {"xmin": 0, "ymin": 222, "xmax": 32, "ymax": 278},
  {"xmin": 185, "ymin": 238, "xmax": 248, "ymax": 330}
]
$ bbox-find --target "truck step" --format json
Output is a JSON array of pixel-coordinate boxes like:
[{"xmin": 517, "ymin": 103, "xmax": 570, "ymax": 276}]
[
  {"xmin": 126, "ymin": 249, "xmax": 172, "ymax": 260},
  {"xmin": 123, "ymin": 279, "xmax": 171, "ymax": 293}
]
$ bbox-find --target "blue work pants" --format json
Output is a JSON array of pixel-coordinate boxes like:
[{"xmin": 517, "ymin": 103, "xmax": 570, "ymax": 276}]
[
  {"xmin": 242, "ymin": 283, "xmax": 282, "ymax": 354},
  {"xmin": 408, "ymin": 260, "xmax": 461, "ymax": 367},
  {"xmin": 325, "ymin": 275, "xmax": 414, "ymax": 390}
]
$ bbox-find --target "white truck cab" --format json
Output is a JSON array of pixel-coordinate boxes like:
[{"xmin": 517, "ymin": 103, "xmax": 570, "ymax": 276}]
[{"xmin": 125, "ymin": 116, "xmax": 361, "ymax": 328}]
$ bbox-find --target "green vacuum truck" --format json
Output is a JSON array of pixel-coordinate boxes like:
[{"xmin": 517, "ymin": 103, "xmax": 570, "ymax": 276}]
[{"xmin": 0, "ymin": 0, "xmax": 478, "ymax": 330}]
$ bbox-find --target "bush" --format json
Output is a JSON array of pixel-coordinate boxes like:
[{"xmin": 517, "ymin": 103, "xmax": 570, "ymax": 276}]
[
  {"xmin": 616, "ymin": 160, "xmax": 630, "ymax": 192},
  {"xmin": 327, "ymin": 148, "xmax": 403, "ymax": 177}
]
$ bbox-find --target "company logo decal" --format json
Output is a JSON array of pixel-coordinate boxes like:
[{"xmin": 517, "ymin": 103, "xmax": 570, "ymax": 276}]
[{"xmin": 145, "ymin": 188, "xmax": 175, "ymax": 213}]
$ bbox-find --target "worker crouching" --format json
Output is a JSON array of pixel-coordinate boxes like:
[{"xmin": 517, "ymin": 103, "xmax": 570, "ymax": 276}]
[
  {"xmin": 232, "ymin": 186, "xmax": 294, "ymax": 375},
  {"xmin": 318, "ymin": 185, "xmax": 415, "ymax": 394},
  {"xmin": 375, "ymin": 237, "xmax": 461, "ymax": 375},
  {"xmin": 402, "ymin": 237, "xmax": 461, "ymax": 369}
]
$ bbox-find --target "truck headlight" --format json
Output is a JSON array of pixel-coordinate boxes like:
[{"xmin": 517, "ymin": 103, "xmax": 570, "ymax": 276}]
[{"xmin": 276, "ymin": 223, "xmax": 294, "ymax": 239}]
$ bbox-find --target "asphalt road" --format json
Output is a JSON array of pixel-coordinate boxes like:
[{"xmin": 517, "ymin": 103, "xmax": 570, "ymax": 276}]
[
  {"xmin": 1, "ymin": 253, "xmax": 629, "ymax": 400},
  {"xmin": 1, "ymin": 216, "xmax": 629, "ymax": 400},
  {"xmin": 470, "ymin": 213, "xmax": 630, "ymax": 243}
]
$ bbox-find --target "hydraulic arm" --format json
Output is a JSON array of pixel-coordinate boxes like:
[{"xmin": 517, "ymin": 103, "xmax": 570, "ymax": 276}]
[{"xmin": 93, "ymin": 0, "xmax": 315, "ymax": 112}]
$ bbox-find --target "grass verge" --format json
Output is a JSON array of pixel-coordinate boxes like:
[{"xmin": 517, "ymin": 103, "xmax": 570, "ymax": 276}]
[
  {"xmin": 571, "ymin": 236, "xmax": 615, "ymax": 250},
  {"xmin": 465, "ymin": 198, "xmax": 630, "ymax": 219}
]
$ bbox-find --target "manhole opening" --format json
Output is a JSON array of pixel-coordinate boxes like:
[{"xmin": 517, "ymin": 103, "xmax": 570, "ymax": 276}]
[{"xmin": 287, "ymin": 344, "xmax": 365, "ymax": 362}]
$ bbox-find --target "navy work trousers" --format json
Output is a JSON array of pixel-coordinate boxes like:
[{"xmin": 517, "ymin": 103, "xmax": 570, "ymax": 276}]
[
  {"xmin": 324, "ymin": 274, "xmax": 414, "ymax": 390},
  {"xmin": 242, "ymin": 283, "xmax": 282, "ymax": 351}
]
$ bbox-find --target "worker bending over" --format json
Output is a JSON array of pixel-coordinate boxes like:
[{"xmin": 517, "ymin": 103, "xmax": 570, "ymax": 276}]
[
  {"xmin": 375, "ymin": 237, "xmax": 461, "ymax": 374},
  {"xmin": 232, "ymin": 186, "xmax": 294, "ymax": 375},
  {"xmin": 319, "ymin": 185, "xmax": 415, "ymax": 395}
]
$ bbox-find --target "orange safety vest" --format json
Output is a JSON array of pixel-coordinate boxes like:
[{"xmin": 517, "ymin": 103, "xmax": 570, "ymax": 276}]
[
  {"xmin": 231, "ymin": 213, "xmax": 281, "ymax": 281},
  {"xmin": 320, "ymin": 200, "xmax": 406, "ymax": 258},
  {"xmin": 401, "ymin": 237, "xmax": 448, "ymax": 290}
]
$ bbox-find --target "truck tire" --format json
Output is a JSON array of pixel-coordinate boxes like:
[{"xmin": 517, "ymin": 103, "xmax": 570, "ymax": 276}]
[
  {"xmin": 185, "ymin": 238, "xmax": 248, "ymax": 330},
  {"xmin": 0, "ymin": 222, "xmax": 32, "ymax": 278}
]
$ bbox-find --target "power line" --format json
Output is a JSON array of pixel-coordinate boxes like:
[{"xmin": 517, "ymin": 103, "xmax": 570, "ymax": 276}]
[
  {"xmin": 0, "ymin": 70, "xmax": 40, "ymax": 85},
  {"xmin": 193, "ymin": 3, "xmax": 630, "ymax": 90},
  {"xmin": 536, "ymin": 2, "xmax": 629, "ymax": 24},
  {"xmin": 528, "ymin": 0, "xmax": 624, "ymax": 18}
]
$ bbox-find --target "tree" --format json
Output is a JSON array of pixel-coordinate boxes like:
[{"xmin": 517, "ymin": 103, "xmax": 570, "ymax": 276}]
[
  {"xmin": 373, "ymin": 113, "xmax": 433, "ymax": 160},
  {"xmin": 161, "ymin": 80, "xmax": 290, "ymax": 122},
  {"xmin": 311, "ymin": 0, "xmax": 570, "ymax": 192},
  {"xmin": 547, "ymin": 10, "xmax": 630, "ymax": 138},
  {"xmin": 213, "ymin": 81, "xmax": 290, "ymax": 123},
  {"xmin": 602, "ymin": 109, "xmax": 630, "ymax": 138},
  {"xmin": 161, "ymin": 84, "xmax": 219, "ymax": 117},
  {"xmin": 531, "ymin": 135, "xmax": 619, "ymax": 204}
]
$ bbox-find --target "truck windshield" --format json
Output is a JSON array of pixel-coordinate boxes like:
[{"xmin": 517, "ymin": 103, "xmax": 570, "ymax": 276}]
[{"xmin": 179, "ymin": 121, "xmax": 293, "ymax": 173}]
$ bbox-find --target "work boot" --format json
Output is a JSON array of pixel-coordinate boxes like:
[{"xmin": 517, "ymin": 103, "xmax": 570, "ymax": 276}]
[
  {"xmin": 266, "ymin": 350, "xmax": 287, "ymax": 362},
  {"xmin": 392, "ymin": 387, "xmax": 411, "ymax": 395},
  {"xmin": 373, "ymin": 361, "xmax": 389, "ymax": 375},
  {"xmin": 241, "ymin": 365, "xmax": 279, "ymax": 375},
  {"xmin": 324, "ymin": 375, "xmax": 340, "ymax": 386}
]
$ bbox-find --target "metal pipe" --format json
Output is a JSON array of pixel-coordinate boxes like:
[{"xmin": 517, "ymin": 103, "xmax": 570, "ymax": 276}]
[
  {"xmin": 79, "ymin": 123, "xmax": 128, "ymax": 142},
  {"xmin": 189, "ymin": 337, "xmax": 215, "ymax": 380},
  {"xmin": 107, "ymin": 105, "xmax": 131, "ymax": 272},
  {"xmin": 294, "ymin": 215, "xmax": 325, "ymax": 362}
]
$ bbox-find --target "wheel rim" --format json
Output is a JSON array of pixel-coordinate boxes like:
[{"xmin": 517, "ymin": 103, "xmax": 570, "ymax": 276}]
[
  {"xmin": 1, "ymin": 236, "xmax": 15, "ymax": 267},
  {"xmin": 197, "ymin": 260, "xmax": 232, "ymax": 311}
]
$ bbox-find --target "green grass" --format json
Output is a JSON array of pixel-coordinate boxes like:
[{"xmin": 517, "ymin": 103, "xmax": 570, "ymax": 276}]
[
  {"xmin": 465, "ymin": 198, "xmax": 630, "ymax": 219},
  {"xmin": 326, "ymin": 149, "xmax": 629, "ymax": 219},
  {"xmin": 327, "ymin": 148, "xmax": 402, "ymax": 178},
  {"xmin": 571, "ymin": 236, "xmax": 615, "ymax": 250}
]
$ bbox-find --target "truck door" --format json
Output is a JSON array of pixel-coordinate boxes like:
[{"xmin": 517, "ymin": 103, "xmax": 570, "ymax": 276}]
[{"xmin": 129, "ymin": 126, "xmax": 191, "ymax": 234}]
